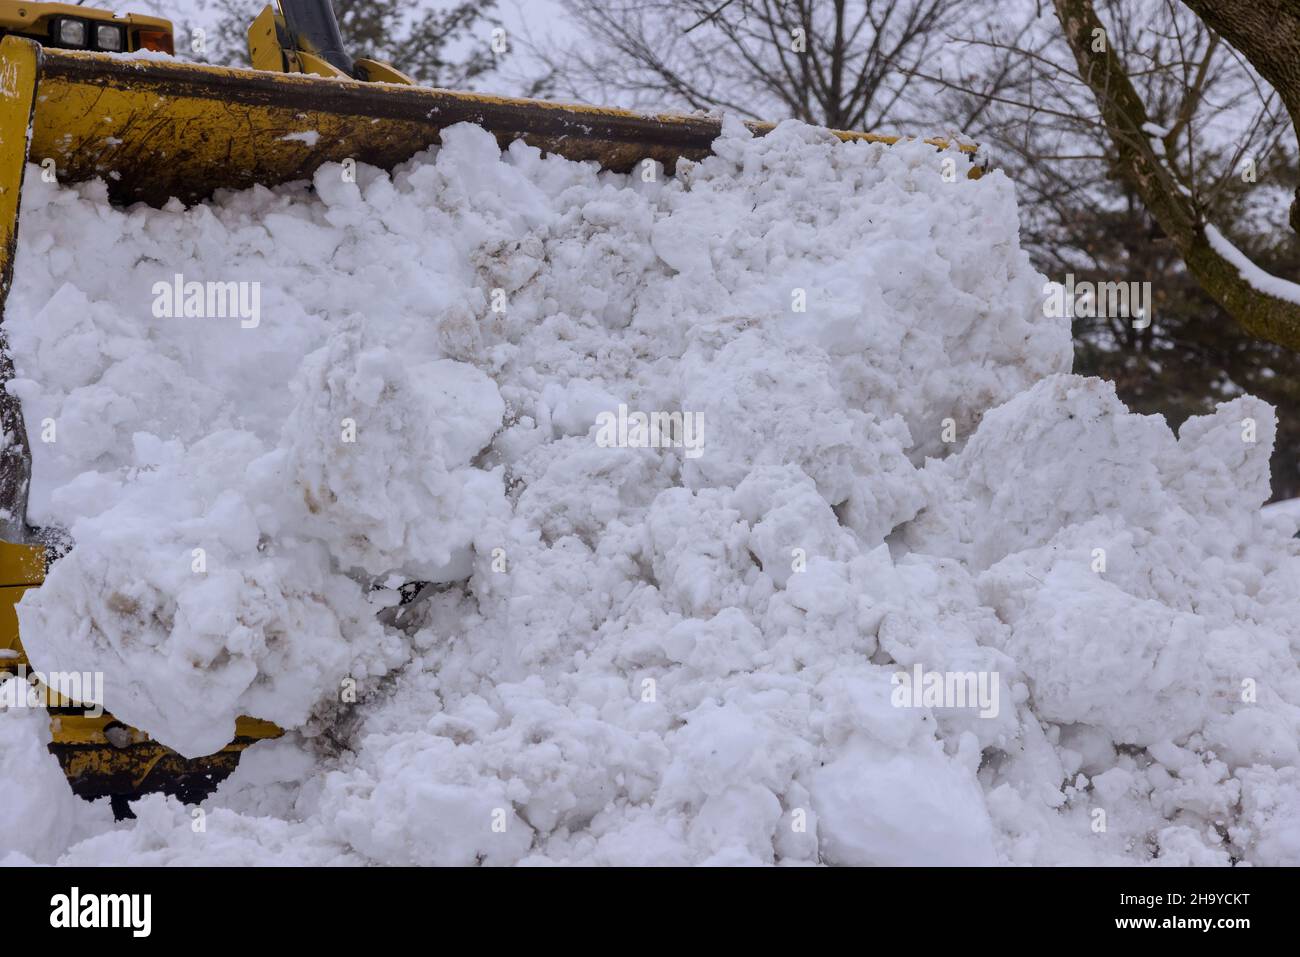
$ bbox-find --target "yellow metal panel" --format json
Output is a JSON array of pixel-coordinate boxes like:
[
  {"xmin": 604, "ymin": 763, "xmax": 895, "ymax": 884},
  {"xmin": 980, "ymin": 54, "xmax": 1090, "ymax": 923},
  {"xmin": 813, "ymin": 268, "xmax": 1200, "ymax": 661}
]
[
  {"xmin": 49, "ymin": 709, "xmax": 282, "ymax": 802},
  {"xmin": 49, "ymin": 712, "xmax": 281, "ymax": 747},
  {"xmin": 0, "ymin": 538, "xmax": 46, "ymax": 585},
  {"xmin": 246, "ymin": 4, "xmax": 286, "ymax": 74},
  {"xmin": 0, "ymin": 2, "xmax": 171, "ymax": 35},
  {"xmin": 48, "ymin": 708, "xmax": 281, "ymax": 803},
  {"xmin": 233, "ymin": 715, "xmax": 286, "ymax": 740},
  {"xmin": 353, "ymin": 58, "xmax": 416, "ymax": 86},
  {"xmin": 296, "ymin": 49, "xmax": 350, "ymax": 79},
  {"xmin": 49, "ymin": 713, "xmax": 149, "ymax": 747},
  {"xmin": 0, "ymin": 40, "xmax": 41, "ymax": 680},
  {"xmin": 0, "ymin": 539, "xmax": 46, "ymax": 668},
  {"xmin": 0, "ymin": 548, "xmax": 42, "ymax": 586},
  {"xmin": 0, "ymin": 36, "xmax": 39, "ymax": 305},
  {"xmin": 0, "ymin": 586, "xmax": 33, "ymax": 668}
]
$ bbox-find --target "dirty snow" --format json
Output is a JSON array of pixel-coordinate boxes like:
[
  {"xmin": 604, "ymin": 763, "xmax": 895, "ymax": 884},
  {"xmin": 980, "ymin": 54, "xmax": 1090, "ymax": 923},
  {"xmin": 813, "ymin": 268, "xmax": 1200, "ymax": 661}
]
[{"xmin": 1, "ymin": 118, "xmax": 1297, "ymax": 866}]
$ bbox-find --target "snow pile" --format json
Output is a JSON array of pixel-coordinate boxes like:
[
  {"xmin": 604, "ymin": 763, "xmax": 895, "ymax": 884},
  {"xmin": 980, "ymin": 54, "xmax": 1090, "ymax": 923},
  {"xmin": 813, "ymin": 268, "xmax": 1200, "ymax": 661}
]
[
  {"xmin": 0, "ymin": 677, "xmax": 114, "ymax": 864},
  {"xmin": 2, "ymin": 118, "xmax": 1297, "ymax": 866}
]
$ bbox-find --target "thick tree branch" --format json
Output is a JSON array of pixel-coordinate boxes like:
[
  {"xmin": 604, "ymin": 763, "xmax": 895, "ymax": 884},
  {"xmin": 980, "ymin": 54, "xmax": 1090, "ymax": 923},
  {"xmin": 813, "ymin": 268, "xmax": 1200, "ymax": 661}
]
[
  {"xmin": 1054, "ymin": 0, "xmax": 1300, "ymax": 351},
  {"xmin": 1181, "ymin": 0, "xmax": 1300, "ymax": 231}
]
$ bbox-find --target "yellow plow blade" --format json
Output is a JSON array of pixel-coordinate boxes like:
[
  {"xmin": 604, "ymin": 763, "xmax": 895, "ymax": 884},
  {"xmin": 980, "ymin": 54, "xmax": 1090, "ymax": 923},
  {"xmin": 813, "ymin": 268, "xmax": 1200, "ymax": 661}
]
[{"xmin": 14, "ymin": 35, "xmax": 977, "ymax": 207}]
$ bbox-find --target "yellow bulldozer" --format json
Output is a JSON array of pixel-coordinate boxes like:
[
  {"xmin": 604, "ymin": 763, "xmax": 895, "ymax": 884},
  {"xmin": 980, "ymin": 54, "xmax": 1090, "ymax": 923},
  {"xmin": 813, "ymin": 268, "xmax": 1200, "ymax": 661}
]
[{"xmin": 0, "ymin": 0, "xmax": 977, "ymax": 815}]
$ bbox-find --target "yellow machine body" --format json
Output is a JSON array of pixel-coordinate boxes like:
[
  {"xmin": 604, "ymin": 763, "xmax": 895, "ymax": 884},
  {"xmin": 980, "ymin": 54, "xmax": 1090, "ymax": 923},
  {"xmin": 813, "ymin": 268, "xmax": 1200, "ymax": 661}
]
[
  {"xmin": 0, "ymin": 0, "xmax": 173, "ymax": 54},
  {"xmin": 247, "ymin": 3, "xmax": 416, "ymax": 84},
  {"xmin": 0, "ymin": 540, "xmax": 45, "ymax": 669},
  {"xmin": 0, "ymin": 1, "xmax": 979, "ymax": 809}
]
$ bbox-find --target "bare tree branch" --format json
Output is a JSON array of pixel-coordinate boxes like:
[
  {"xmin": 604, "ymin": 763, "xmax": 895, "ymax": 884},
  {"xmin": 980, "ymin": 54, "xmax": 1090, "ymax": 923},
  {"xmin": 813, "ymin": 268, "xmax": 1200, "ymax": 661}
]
[{"xmin": 1054, "ymin": 0, "xmax": 1300, "ymax": 350}]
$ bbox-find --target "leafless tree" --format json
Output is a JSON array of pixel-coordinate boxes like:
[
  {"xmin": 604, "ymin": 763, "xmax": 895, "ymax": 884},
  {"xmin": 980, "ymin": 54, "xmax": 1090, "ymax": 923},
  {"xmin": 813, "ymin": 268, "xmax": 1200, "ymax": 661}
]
[
  {"xmin": 537, "ymin": 0, "xmax": 975, "ymax": 131},
  {"xmin": 901, "ymin": 0, "xmax": 1300, "ymax": 493},
  {"xmin": 1044, "ymin": 0, "xmax": 1300, "ymax": 350},
  {"xmin": 911, "ymin": 2, "xmax": 1290, "ymax": 268}
]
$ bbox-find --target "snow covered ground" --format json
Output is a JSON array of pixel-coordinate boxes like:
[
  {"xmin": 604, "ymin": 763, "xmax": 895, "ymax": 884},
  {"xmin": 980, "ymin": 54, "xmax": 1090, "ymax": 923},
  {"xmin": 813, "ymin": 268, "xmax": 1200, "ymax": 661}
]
[{"xmin": 1, "ymin": 119, "xmax": 1297, "ymax": 865}]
